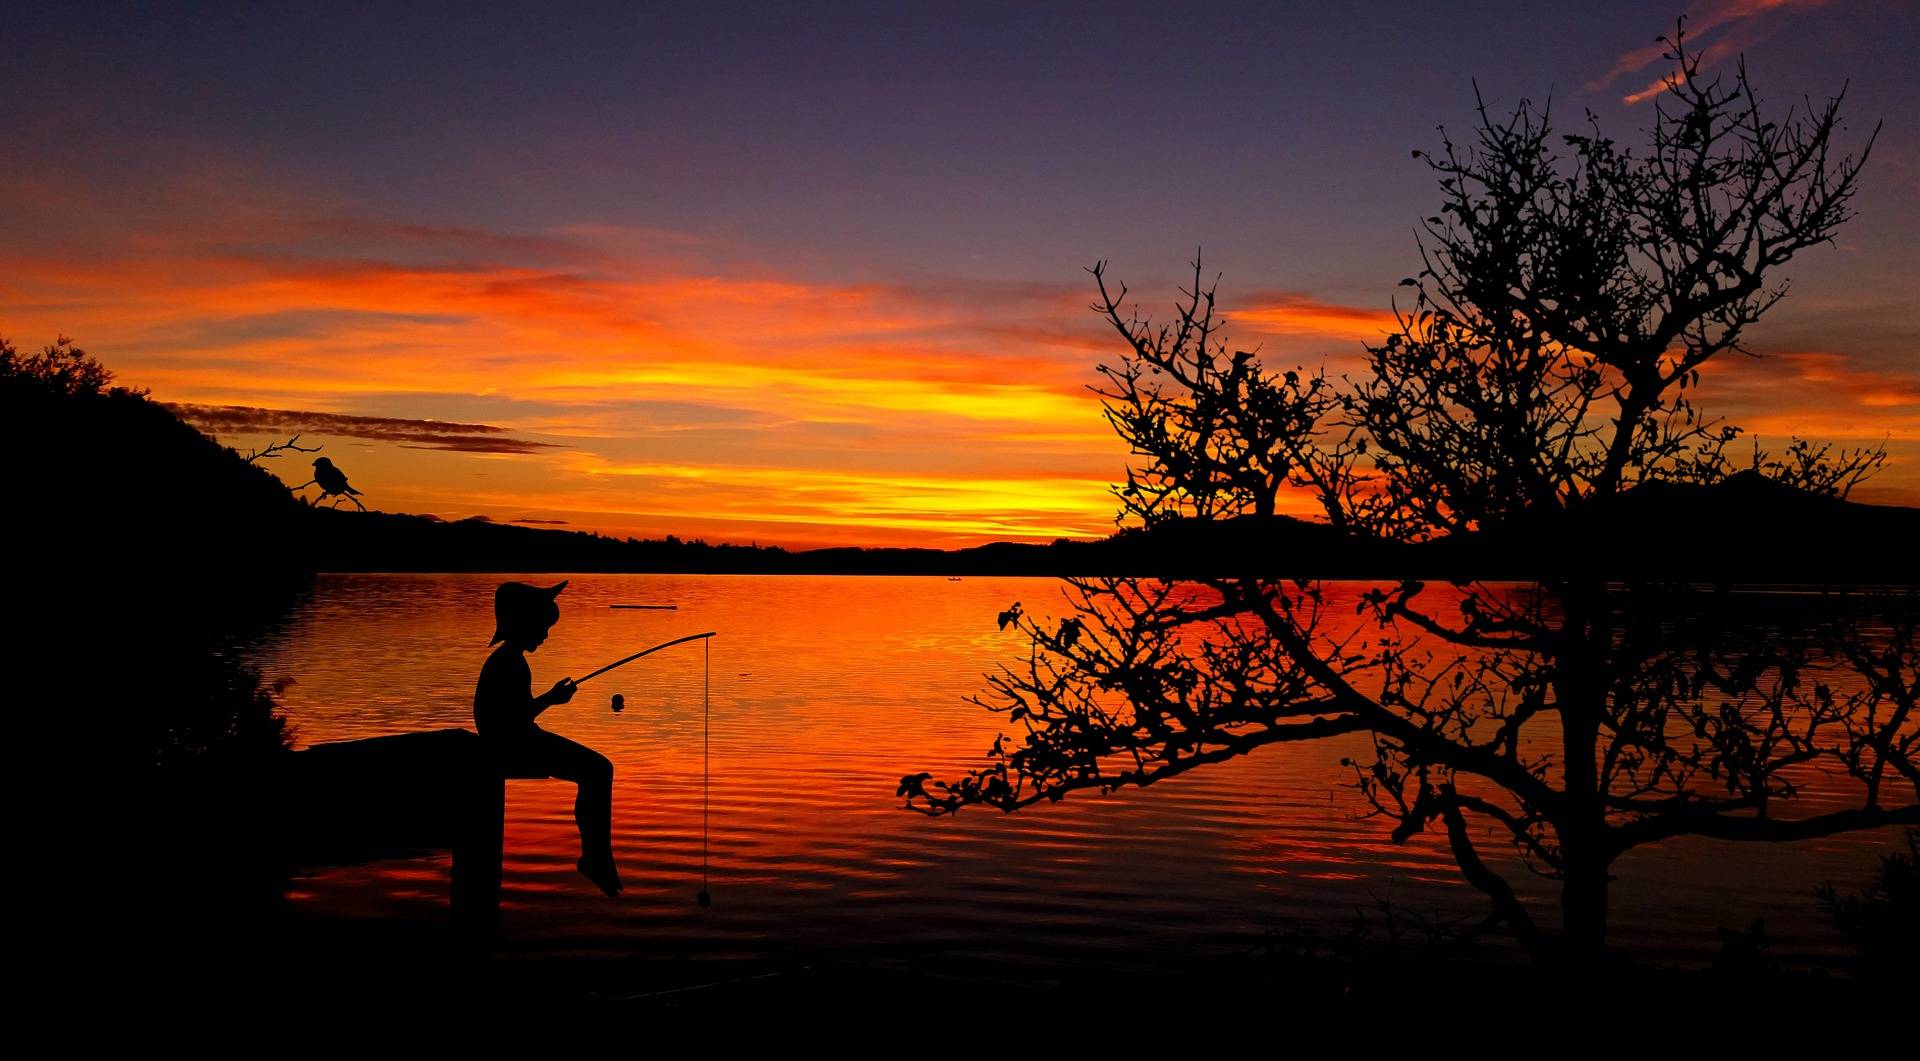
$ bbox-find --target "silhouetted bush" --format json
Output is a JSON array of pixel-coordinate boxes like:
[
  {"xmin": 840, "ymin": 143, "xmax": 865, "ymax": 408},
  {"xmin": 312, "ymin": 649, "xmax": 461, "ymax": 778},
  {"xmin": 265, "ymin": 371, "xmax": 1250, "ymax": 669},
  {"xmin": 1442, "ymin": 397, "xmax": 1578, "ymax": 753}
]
[
  {"xmin": 4, "ymin": 335, "xmax": 306, "ymax": 579},
  {"xmin": 7, "ymin": 335, "xmax": 305, "ymax": 968},
  {"xmin": 4, "ymin": 334, "xmax": 301, "ymax": 760}
]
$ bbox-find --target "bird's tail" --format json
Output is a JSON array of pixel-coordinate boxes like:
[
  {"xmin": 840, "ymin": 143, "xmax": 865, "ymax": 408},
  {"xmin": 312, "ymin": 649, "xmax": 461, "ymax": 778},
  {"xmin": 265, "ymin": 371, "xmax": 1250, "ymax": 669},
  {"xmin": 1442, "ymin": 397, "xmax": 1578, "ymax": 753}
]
[{"xmin": 346, "ymin": 486, "xmax": 362, "ymax": 494}]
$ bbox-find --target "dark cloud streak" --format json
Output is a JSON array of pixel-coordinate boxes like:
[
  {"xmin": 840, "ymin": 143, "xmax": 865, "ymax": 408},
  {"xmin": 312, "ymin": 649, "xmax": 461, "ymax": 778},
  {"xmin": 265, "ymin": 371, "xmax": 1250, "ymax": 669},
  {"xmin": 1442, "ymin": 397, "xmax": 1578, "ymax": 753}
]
[{"xmin": 169, "ymin": 403, "xmax": 561, "ymax": 455}]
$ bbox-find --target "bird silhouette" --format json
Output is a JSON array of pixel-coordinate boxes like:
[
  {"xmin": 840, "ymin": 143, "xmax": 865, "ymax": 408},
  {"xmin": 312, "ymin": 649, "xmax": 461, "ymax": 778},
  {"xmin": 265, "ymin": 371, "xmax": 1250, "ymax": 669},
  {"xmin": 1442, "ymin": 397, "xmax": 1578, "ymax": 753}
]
[{"xmin": 296, "ymin": 456, "xmax": 366, "ymax": 510}]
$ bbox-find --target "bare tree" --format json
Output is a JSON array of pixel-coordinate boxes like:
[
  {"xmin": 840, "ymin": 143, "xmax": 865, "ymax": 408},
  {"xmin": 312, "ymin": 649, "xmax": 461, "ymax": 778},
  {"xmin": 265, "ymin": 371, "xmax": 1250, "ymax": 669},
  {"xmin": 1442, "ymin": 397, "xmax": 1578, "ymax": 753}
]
[{"xmin": 900, "ymin": 27, "xmax": 1918, "ymax": 965}]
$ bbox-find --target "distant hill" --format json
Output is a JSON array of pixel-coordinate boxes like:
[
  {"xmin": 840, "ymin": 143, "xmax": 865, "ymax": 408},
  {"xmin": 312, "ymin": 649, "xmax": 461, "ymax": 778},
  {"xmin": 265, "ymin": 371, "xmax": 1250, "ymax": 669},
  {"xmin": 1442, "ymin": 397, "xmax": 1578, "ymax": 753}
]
[
  {"xmin": 306, "ymin": 481, "xmax": 1919, "ymax": 583},
  {"xmin": 302, "ymin": 502, "xmax": 1418, "ymax": 576},
  {"xmin": 1424, "ymin": 471, "xmax": 1920, "ymax": 584}
]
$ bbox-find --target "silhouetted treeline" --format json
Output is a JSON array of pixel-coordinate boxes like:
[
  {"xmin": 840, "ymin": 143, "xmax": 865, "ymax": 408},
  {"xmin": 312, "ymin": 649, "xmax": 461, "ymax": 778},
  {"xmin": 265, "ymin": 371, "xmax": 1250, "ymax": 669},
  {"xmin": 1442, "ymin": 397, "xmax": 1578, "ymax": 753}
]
[
  {"xmin": 300, "ymin": 507, "xmax": 1381, "ymax": 575},
  {"xmin": 309, "ymin": 491, "xmax": 1918, "ymax": 583}
]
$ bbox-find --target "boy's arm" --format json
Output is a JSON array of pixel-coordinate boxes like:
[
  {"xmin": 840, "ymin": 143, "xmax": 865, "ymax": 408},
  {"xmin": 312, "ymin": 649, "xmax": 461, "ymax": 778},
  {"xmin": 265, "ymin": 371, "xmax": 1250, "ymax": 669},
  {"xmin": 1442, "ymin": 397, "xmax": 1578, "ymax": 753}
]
[{"xmin": 530, "ymin": 677, "xmax": 578, "ymax": 719}]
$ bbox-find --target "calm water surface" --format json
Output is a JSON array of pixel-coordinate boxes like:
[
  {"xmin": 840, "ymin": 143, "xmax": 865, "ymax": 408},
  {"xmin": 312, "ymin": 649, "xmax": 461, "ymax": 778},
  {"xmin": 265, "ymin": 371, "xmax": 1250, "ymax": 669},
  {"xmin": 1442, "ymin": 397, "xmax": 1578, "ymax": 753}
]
[{"xmin": 241, "ymin": 574, "xmax": 1900, "ymax": 970}]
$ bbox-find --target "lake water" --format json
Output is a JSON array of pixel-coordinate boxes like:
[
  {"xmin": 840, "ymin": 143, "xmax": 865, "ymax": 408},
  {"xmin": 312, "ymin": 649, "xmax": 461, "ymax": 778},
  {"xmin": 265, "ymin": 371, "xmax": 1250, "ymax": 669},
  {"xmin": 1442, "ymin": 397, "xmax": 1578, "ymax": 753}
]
[{"xmin": 240, "ymin": 573, "xmax": 1903, "ymax": 971}]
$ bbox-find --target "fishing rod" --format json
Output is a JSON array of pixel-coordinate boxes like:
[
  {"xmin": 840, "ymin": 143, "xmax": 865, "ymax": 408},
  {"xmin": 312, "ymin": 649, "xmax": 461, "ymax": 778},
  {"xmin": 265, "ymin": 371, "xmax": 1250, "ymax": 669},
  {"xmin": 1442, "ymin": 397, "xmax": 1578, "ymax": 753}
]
[
  {"xmin": 567, "ymin": 629, "xmax": 717, "ymax": 909},
  {"xmin": 571, "ymin": 631, "xmax": 716, "ymax": 686}
]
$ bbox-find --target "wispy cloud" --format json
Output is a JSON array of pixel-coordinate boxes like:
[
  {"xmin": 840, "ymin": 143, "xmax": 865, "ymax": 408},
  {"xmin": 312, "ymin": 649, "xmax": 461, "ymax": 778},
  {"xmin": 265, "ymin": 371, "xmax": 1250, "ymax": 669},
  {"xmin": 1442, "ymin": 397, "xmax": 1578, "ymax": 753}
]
[
  {"xmin": 168, "ymin": 404, "xmax": 562, "ymax": 454},
  {"xmin": 1696, "ymin": 349, "xmax": 1920, "ymax": 432},
  {"xmin": 1590, "ymin": 1, "xmax": 1836, "ymax": 105}
]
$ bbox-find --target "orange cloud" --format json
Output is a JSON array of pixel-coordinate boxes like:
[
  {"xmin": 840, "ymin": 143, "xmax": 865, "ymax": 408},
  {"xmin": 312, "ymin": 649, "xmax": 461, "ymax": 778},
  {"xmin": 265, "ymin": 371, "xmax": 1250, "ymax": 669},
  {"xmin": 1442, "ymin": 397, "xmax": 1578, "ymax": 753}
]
[
  {"xmin": 1232, "ymin": 293, "xmax": 1399, "ymax": 344},
  {"xmin": 1687, "ymin": 348, "xmax": 1920, "ymax": 505},
  {"xmin": 1695, "ymin": 350, "xmax": 1920, "ymax": 427}
]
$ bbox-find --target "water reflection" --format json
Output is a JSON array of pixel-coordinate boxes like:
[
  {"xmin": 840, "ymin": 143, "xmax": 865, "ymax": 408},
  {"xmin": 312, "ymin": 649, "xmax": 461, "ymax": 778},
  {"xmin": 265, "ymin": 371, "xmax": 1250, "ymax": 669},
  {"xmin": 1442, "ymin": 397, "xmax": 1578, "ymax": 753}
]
[{"xmin": 242, "ymin": 574, "xmax": 1902, "ymax": 969}]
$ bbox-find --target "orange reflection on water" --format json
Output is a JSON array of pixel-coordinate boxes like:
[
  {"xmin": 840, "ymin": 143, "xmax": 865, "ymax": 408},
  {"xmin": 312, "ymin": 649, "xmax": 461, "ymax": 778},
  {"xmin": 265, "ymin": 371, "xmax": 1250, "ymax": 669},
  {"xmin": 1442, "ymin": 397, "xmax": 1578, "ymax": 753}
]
[{"xmin": 247, "ymin": 574, "xmax": 1906, "ymax": 968}]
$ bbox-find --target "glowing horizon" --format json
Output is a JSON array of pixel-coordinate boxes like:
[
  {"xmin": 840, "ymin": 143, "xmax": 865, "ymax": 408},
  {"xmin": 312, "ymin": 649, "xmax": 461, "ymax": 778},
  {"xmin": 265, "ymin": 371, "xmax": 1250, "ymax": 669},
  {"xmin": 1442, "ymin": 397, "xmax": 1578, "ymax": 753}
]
[{"xmin": 5, "ymin": 207, "xmax": 1917, "ymax": 548}]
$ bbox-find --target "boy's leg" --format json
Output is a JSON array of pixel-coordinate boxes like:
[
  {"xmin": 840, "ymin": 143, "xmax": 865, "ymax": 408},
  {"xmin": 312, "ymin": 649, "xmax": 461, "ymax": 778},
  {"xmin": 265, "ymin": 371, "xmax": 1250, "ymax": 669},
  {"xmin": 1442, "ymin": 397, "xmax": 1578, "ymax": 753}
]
[{"xmin": 534, "ymin": 730, "xmax": 620, "ymax": 896}]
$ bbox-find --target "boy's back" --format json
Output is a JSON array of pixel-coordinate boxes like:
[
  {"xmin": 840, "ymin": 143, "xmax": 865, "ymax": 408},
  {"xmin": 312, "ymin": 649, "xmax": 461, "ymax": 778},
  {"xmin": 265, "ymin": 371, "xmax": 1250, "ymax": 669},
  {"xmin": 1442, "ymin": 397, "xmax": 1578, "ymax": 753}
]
[{"xmin": 474, "ymin": 643, "xmax": 535, "ymax": 739}]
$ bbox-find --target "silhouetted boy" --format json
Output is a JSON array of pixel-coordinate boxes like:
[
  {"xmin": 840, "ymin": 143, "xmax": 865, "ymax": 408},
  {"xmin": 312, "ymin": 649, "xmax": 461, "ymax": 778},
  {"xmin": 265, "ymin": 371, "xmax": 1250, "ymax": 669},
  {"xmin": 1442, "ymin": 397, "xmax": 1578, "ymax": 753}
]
[{"xmin": 475, "ymin": 580, "xmax": 622, "ymax": 897}]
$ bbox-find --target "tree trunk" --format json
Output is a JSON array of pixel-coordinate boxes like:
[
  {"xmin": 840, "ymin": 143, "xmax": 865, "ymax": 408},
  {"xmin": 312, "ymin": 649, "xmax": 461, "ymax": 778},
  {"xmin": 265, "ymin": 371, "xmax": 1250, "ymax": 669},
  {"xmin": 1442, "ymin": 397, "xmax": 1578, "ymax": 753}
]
[
  {"xmin": 1555, "ymin": 580, "xmax": 1612, "ymax": 968},
  {"xmin": 1559, "ymin": 847, "xmax": 1610, "ymax": 967}
]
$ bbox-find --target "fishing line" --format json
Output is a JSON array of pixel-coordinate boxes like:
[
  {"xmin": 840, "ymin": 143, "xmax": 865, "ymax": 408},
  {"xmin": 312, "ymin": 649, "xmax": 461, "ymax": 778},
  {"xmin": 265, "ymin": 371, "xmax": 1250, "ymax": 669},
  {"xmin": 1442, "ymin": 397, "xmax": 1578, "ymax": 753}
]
[
  {"xmin": 570, "ymin": 630, "xmax": 717, "ymax": 908},
  {"xmin": 699, "ymin": 634, "xmax": 711, "ymax": 908}
]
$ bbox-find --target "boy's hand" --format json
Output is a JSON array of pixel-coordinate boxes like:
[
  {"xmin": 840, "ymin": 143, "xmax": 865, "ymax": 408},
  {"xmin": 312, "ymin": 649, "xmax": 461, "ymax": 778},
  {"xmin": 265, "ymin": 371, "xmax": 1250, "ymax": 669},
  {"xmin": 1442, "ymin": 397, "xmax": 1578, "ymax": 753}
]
[{"xmin": 546, "ymin": 678, "xmax": 577, "ymax": 705}]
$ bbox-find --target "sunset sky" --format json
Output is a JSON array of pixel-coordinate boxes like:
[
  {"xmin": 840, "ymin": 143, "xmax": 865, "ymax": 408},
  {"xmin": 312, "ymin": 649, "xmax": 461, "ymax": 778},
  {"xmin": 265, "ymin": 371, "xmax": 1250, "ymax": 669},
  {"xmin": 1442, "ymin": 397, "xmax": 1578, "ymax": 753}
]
[{"xmin": 6, "ymin": 1, "xmax": 1917, "ymax": 547}]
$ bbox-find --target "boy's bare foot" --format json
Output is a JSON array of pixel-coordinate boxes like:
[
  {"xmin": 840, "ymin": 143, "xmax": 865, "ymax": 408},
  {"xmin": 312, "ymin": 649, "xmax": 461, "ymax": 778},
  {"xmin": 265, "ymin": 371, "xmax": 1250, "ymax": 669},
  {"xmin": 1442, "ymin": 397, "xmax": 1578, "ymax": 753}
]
[{"xmin": 578, "ymin": 856, "xmax": 623, "ymax": 898}]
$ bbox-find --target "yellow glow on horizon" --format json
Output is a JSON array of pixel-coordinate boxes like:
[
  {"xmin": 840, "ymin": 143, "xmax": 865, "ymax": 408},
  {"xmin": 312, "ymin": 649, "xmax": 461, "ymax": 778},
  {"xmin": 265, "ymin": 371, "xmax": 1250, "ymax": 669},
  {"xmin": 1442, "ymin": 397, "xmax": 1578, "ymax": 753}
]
[{"xmin": 537, "ymin": 361, "xmax": 1093, "ymax": 423}]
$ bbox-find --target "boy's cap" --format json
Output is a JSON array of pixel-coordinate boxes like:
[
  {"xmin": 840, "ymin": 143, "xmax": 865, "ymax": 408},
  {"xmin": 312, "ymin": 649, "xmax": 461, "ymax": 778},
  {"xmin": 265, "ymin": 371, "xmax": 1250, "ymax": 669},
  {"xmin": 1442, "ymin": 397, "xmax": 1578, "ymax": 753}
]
[{"xmin": 491, "ymin": 580, "xmax": 567, "ymax": 644}]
